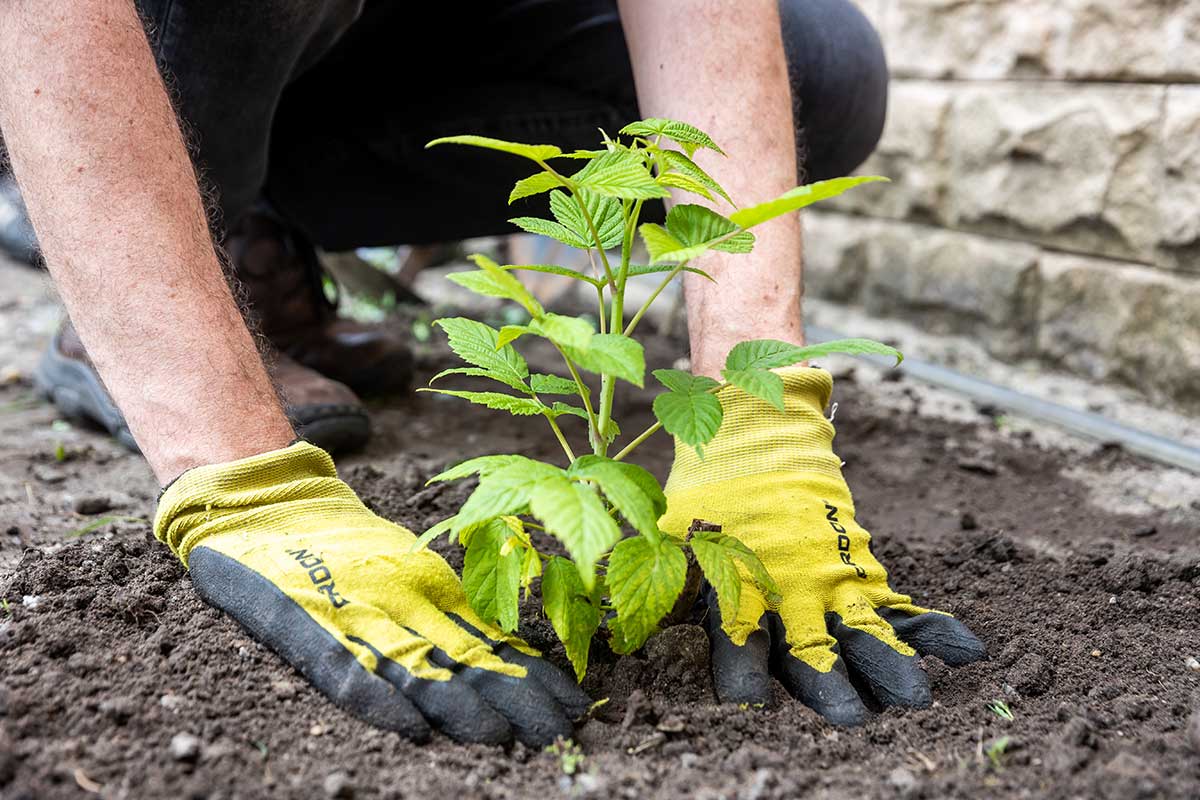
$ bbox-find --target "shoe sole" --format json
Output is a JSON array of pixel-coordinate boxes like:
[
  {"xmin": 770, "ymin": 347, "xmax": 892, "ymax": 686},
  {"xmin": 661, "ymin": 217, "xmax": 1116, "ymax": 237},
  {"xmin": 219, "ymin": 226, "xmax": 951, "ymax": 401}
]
[{"xmin": 35, "ymin": 340, "xmax": 372, "ymax": 454}]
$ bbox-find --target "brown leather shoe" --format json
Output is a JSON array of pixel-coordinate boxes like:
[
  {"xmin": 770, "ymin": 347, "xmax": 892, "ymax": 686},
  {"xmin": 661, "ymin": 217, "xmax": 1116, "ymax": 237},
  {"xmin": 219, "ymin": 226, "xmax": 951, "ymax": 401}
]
[
  {"xmin": 35, "ymin": 321, "xmax": 370, "ymax": 454},
  {"xmin": 225, "ymin": 205, "xmax": 413, "ymax": 396}
]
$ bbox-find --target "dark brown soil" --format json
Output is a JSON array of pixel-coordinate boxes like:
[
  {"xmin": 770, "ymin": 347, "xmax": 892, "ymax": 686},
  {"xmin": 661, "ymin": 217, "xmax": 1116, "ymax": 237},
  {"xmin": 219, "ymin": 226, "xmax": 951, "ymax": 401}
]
[{"xmin": 2, "ymin": 320, "xmax": 1199, "ymax": 800}]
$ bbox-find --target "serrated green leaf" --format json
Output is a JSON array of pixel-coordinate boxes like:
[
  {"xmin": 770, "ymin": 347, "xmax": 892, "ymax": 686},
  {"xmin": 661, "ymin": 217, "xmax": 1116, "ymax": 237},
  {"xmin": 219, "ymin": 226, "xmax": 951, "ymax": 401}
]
[
  {"xmin": 427, "ymin": 454, "xmax": 534, "ymax": 484},
  {"xmin": 791, "ymin": 338, "xmax": 904, "ymax": 366},
  {"xmin": 509, "ymin": 171, "xmax": 563, "ymax": 204},
  {"xmin": 656, "ymin": 171, "xmax": 714, "ymax": 201},
  {"xmin": 549, "ymin": 190, "xmax": 624, "ymax": 250},
  {"xmin": 455, "ymin": 460, "xmax": 566, "ymax": 529},
  {"xmin": 427, "ymin": 135, "xmax": 562, "ymax": 162},
  {"xmin": 508, "ymin": 216, "xmax": 589, "ymax": 248},
  {"xmin": 666, "ymin": 204, "xmax": 754, "ymax": 254},
  {"xmin": 569, "ymin": 455, "xmax": 665, "ymax": 538},
  {"xmin": 531, "ymin": 373, "xmax": 583, "ymax": 396},
  {"xmin": 501, "ymin": 263, "xmax": 602, "ymax": 288},
  {"xmin": 563, "ymin": 333, "xmax": 645, "ymax": 387},
  {"xmin": 651, "ymin": 369, "xmax": 723, "ymax": 451},
  {"xmin": 420, "ymin": 389, "xmax": 547, "ymax": 416},
  {"xmin": 412, "ymin": 514, "xmax": 457, "ymax": 551},
  {"xmin": 542, "ymin": 556, "xmax": 602, "ymax": 681},
  {"xmin": 653, "ymin": 368, "xmax": 720, "ymax": 394},
  {"xmin": 433, "ymin": 318, "xmax": 529, "ymax": 391},
  {"xmin": 445, "ymin": 269, "xmax": 543, "ymax": 318},
  {"xmin": 720, "ymin": 368, "xmax": 785, "ymax": 410},
  {"xmin": 620, "ymin": 118, "xmax": 725, "ymax": 157},
  {"xmin": 729, "ymin": 176, "xmax": 889, "ymax": 229},
  {"xmin": 606, "ymin": 535, "xmax": 687, "ymax": 653},
  {"xmin": 462, "ymin": 519, "xmax": 522, "ymax": 632},
  {"xmin": 529, "ymin": 475, "xmax": 621, "ymax": 589},
  {"xmin": 468, "ymin": 254, "xmax": 543, "ymax": 316},
  {"xmin": 692, "ymin": 528, "xmax": 781, "ymax": 613},
  {"xmin": 638, "ymin": 223, "xmax": 694, "ymax": 264},
  {"xmin": 625, "ymin": 263, "xmax": 715, "ymax": 282},
  {"xmin": 530, "ymin": 312, "xmax": 594, "ymax": 351},
  {"xmin": 689, "ymin": 531, "xmax": 742, "ymax": 628},
  {"xmin": 659, "ymin": 149, "xmax": 733, "ymax": 205},
  {"xmin": 550, "ymin": 402, "xmax": 590, "ymax": 422},
  {"xmin": 496, "ymin": 325, "xmax": 530, "ymax": 349},
  {"xmin": 430, "ymin": 367, "xmax": 533, "ymax": 394},
  {"xmin": 724, "ymin": 339, "xmax": 806, "ymax": 372},
  {"xmin": 571, "ymin": 149, "xmax": 669, "ymax": 201}
]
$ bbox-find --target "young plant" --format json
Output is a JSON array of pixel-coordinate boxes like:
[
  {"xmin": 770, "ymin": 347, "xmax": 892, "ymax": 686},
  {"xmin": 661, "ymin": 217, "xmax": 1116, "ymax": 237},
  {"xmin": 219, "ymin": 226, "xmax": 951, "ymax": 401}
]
[{"xmin": 415, "ymin": 119, "xmax": 900, "ymax": 680}]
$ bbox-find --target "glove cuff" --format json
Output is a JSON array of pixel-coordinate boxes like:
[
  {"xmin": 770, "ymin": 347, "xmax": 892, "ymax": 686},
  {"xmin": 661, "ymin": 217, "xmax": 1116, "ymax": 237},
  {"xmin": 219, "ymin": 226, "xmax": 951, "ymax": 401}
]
[
  {"xmin": 664, "ymin": 367, "xmax": 843, "ymax": 494},
  {"xmin": 153, "ymin": 441, "xmax": 358, "ymax": 564}
]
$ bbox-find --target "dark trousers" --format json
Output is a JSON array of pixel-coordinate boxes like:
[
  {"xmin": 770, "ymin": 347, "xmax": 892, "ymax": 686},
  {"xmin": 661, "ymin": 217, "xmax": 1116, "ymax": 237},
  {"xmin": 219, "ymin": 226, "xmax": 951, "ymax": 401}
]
[{"xmin": 138, "ymin": 0, "xmax": 887, "ymax": 250}]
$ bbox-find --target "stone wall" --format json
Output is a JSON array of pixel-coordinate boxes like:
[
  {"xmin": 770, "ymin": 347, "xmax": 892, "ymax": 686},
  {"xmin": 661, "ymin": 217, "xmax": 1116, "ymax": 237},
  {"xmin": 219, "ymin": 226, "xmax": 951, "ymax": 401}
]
[{"xmin": 808, "ymin": 0, "xmax": 1200, "ymax": 409}]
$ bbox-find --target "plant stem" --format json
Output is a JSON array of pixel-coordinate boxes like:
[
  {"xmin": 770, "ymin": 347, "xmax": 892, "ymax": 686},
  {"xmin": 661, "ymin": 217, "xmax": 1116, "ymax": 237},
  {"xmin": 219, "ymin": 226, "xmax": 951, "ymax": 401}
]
[
  {"xmin": 594, "ymin": 283, "xmax": 607, "ymax": 334},
  {"xmin": 552, "ymin": 345, "xmax": 601, "ymax": 452},
  {"xmin": 545, "ymin": 414, "xmax": 577, "ymax": 462},
  {"xmin": 624, "ymin": 260, "xmax": 687, "ymax": 337},
  {"xmin": 611, "ymin": 421, "xmax": 661, "ymax": 462},
  {"xmin": 595, "ymin": 199, "xmax": 644, "ymax": 455}
]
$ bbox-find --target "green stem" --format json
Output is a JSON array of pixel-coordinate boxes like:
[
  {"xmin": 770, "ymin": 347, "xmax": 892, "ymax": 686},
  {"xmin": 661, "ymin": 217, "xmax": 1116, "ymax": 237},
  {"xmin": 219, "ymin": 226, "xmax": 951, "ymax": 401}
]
[
  {"xmin": 611, "ymin": 421, "xmax": 661, "ymax": 462},
  {"xmin": 545, "ymin": 414, "xmax": 577, "ymax": 463},
  {"xmin": 624, "ymin": 260, "xmax": 686, "ymax": 337},
  {"xmin": 553, "ymin": 346, "xmax": 601, "ymax": 452},
  {"xmin": 595, "ymin": 199, "xmax": 645, "ymax": 455},
  {"xmin": 594, "ymin": 283, "xmax": 607, "ymax": 334}
]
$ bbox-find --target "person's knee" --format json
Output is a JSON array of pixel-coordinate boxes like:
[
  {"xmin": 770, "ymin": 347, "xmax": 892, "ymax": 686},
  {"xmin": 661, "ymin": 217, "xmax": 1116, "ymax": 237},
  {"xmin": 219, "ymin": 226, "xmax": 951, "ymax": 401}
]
[{"xmin": 778, "ymin": 0, "xmax": 889, "ymax": 181}]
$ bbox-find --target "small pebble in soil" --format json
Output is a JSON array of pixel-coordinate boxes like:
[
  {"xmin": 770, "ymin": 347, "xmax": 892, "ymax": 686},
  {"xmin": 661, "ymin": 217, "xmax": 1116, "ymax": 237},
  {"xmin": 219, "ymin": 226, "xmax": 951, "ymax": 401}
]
[
  {"xmin": 323, "ymin": 771, "xmax": 355, "ymax": 799},
  {"xmin": 159, "ymin": 693, "xmax": 185, "ymax": 712},
  {"xmin": 169, "ymin": 732, "xmax": 201, "ymax": 763},
  {"xmin": 1184, "ymin": 656, "xmax": 1200, "ymax": 672},
  {"xmin": 1131, "ymin": 525, "xmax": 1157, "ymax": 538},
  {"xmin": 72, "ymin": 494, "xmax": 114, "ymax": 515},
  {"xmin": 888, "ymin": 767, "xmax": 918, "ymax": 797},
  {"xmin": 1091, "ymin": 649, "xmax": 1102, "ymax": 658}
]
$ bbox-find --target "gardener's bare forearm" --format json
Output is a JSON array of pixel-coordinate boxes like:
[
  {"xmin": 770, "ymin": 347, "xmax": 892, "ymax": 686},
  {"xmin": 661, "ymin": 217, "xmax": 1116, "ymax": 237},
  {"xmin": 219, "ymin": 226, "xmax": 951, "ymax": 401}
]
[
  {"xmin": 619, "ymin": 0, "xmax": 804, "ymax": 378},
  {"xmin": 0, "ymin": 0, "xmax": 293, "ymax": 482}
]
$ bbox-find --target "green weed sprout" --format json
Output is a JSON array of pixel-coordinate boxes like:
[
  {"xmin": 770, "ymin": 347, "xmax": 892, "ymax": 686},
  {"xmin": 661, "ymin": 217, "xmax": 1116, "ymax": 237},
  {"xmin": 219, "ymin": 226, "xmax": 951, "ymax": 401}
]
[{"xmin": 414, "ymin": 118, "xmax": 900, "ymax": 680}]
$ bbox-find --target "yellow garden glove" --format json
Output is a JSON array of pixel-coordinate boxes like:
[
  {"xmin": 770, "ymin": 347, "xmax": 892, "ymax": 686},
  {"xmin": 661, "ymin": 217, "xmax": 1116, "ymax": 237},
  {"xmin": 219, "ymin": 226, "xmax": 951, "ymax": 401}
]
[
  {"xmin": 154, "ymin": 441, "xmax": 588, "ymax": 745},
  {"xmin": 659, "ymin": 367, "xmax": 985, "ymax": 725}
]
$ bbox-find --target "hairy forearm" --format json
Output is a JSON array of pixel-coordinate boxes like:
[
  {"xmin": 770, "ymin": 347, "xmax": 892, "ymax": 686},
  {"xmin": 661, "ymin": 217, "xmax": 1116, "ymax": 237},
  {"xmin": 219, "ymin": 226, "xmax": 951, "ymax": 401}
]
[
  {"xmin": 0, "ymin": 0, "xmax": 293, "ymax": 482},
  {"xmin": 619, "ymin": 0, "xmax": 804, "ymax": 377}
]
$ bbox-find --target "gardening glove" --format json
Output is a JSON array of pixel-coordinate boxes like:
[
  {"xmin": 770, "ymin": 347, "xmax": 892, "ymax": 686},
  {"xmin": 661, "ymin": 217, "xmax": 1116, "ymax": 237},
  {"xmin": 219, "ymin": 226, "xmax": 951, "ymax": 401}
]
[
  {"xmin": 659, "ymin": 367, "xmax": 985, "ymax": 725},
  {"xmin": 154, "ymin": 441, "xmax": 589, "ymax": 745}
]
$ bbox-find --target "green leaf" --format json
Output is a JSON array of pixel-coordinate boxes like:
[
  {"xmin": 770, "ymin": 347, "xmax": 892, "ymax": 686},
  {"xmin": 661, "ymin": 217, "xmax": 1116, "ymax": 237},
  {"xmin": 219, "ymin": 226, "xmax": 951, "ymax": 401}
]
[
  {"xmin": 665, "ymin": 204, "xmax": 755, "ymax": 254},
  {"xmin": 426, "ymin": 454, "xmax": 534, "ymax": 484},
  {"xmin": 467, "ymin": 254, "xmax": 543, "ymax": 316},
  {"xmin": 412, "ymin": 514, "xmax": 457, "ymax": 550},
  {"xmin": 620, "ymin": 118, "xmax": 725, "ymax": 157},
  {"xmin": 462, "ymin": 519, "xmax": 522, "ymax": 632},
  {"xmin": 529, "ymin": 313, "xmax": 595, "ymax": 351},
  {"xmin": 606, "ymin": 535, "xmax": 687, "ymax": 653},
  {"xmin": 426, "ymin": 135, "xmax": 562, "ymax": 162},
  {"xmin": 529, "ymin": 475, "xmax": 622, "ymax": 589},
  {"xmin": 496, "ymin": 325, "xmax": 530, "ymax": 349},
  {"xmin": 563, "ymin": 333, "xmax": 645, "ymax": 387},
  {"xmin": 651, "ymin": 369, "xmax": 723, "ymax": 452},
  {"xmin": 656, "ymin": 171, "xmax": 714, "ymax": 201},
  {"xmin": 542, "ymin": 556, "xmax": 602, "ymax": 681},
  {"xmin": 568, "ymin": 455, "xmax": 666, "ymax": 538},
  {"xmin": 501, "ymin": 262, "xmax": 602, "ymax": 288},
  {"xmin": 571, "ymin": 149, "xmax": 669, "ymax": 201},
  {"xmin": 430, "ymin": 367, "xmax": 532, "ymax": 394},
  {"xmin": 433, "ymin": 318, "xmax": 529, "ymax": 391},
  {"xmin": 530, "ymin": 373, "xmax": 583, "ymax": 396},
  {"xmin": 791, "ymin": 338, "xmax": 904, "ymax": 366},
  {"xmin": 550, "ymin": 402, "xmax": 590, "ymax": 422},
  {"xmin": 688, "ymin": 531, "xmax": 742, "ymax": 628},
  {"xmin": 638, "ymin": 206, "xmax": 754, "ymax": 264},
  {"xmin": 625, "ymin": 263, "xmax": 715, "ymax": 282},
  {"xmin": 419, "ymin": 389, "xmax": 547, "ymax": 416},
  {"xmin": 508, "ymin": 216, "xmax": 589, "ymax": 248},
  {"xmin": 692, "ymin": 528, "xmax": 781, "ymax": 615},
  {"xmin": 509, "ymin": 171, "xmax": 563, "ymax": 204},
  {"xmin": 720, "ymin": 368, "xmax": 784, "ymax": 410},
  {"xmin": 456, "ymin": 460, "xmax": 566, "ymax": 529},
  {"xmin": 725, "ymin": 339, "xmax": 807, "ymax": 371},
  {"xmin": 549, "ymin": 190, "xmax": 625, "ymax": 250},
  {"xmin": 659, "ymin": 149, "xmax": 733, "ymax": 205},
  {"xmin": 729, "ymin": 176, "xmax": 889, "ymax": 229}
]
